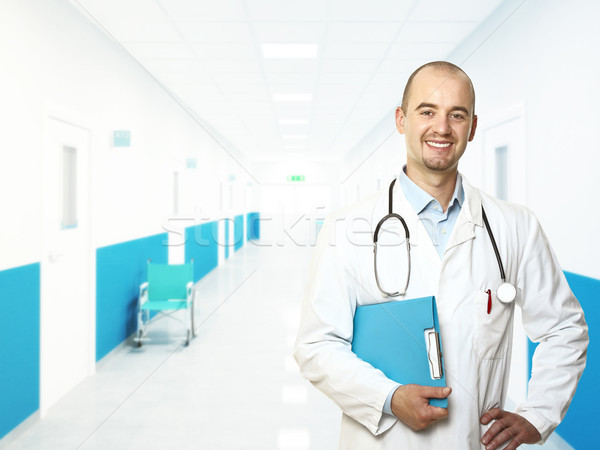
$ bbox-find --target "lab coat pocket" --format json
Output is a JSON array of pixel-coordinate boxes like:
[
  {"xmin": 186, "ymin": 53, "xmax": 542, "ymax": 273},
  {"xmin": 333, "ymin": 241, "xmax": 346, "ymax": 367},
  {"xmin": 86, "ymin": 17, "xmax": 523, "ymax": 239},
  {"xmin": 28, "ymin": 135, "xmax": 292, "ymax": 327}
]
[{"xmin": 473, "ymin": 289, "xmax": 515, "ymax": 360}]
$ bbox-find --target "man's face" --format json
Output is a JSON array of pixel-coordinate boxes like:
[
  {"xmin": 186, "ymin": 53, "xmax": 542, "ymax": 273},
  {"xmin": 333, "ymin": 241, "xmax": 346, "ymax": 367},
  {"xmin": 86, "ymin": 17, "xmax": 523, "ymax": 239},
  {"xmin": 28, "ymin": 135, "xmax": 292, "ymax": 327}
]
[{"xmin": 396, "ymin": 68, "xmax": 477, "ymax": 177}]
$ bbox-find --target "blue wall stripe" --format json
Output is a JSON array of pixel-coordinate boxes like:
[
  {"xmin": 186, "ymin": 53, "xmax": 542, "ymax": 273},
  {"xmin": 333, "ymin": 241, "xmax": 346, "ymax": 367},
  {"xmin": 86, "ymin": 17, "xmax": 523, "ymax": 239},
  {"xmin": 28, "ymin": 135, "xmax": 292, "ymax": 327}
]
[
  {"xmin": 185, "ymin": 222, "xmax": 218, "ymax": 281},
  {"xmin": 96, "ymin": 233, "xmax": 168, "ymax": 362},
  {"xmin": 527, "ymin": 271, "xmax": 597, "ymax": 448},
  {"xmin": 225, "ymin": 219, "xmax": 230, "ymax": 259},
  {"xmin": 0, "ymin": 263, "xmax": 40, "ymax": 439},
  {"xmin": 234, "ymin": 214, "xmax": 244, "ymax": 251},
  {"xmin": 246, "ymin": 212, "xmax": 260, "ymax": 240}
]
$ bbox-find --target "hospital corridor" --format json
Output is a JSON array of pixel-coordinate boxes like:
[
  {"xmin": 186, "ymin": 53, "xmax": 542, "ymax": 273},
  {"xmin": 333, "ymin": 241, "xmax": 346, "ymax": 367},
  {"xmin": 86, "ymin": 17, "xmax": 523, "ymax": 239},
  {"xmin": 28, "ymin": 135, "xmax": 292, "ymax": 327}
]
[{"xmin": 1, "ymin": 1, "xmax": 599, "ymax": 449}]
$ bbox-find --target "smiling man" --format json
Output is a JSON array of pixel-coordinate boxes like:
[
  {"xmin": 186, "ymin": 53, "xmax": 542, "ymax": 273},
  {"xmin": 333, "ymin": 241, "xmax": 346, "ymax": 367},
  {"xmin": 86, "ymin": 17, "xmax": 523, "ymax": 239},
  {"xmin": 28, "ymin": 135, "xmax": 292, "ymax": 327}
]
[{"xmin": 294, "ymin": 61, "xmax": 588, "ymax": 449}]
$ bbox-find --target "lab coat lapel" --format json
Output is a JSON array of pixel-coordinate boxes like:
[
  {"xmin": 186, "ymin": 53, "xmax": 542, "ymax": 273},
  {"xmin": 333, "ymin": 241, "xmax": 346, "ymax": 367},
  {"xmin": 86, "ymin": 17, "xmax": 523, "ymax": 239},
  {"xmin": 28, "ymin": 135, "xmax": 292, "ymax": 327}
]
[{"xmin": 445, "ymin": 175, "xmax": 483, "ymax": 253}]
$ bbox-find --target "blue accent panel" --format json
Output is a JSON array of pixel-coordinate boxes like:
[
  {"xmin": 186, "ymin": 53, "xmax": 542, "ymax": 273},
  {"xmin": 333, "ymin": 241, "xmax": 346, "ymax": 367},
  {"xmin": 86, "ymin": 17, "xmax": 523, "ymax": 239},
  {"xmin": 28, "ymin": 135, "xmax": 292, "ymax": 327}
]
[
  {"xmin": 527, "ymin": 271, "xmax": 598, "ymax": 448},
  {"xmin": 96, "ymin": 233, "xmax": 168, "ymax": 361},
  {"xmin": 185, "ymin": 222, "xmax": 218, "ymax": 281},
  {"xmin": 225, "ymin": 219, "xmax": 230, "ymax": 259},
  {"xmin": 246, "ymin": 212, "xmax": 260, "ymax": 240},
  {"xmin": 234, "ymin": 214, "xmax": 244, "ymax": 251},
  {"xmin": 0, "ymin": 263, "xmax": 40, "ymax": 439}
]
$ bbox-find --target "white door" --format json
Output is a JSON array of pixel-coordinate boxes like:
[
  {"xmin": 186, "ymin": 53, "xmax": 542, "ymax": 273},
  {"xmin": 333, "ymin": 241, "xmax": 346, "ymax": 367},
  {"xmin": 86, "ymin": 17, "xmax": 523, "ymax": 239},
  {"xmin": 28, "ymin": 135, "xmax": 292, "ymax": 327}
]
[
  {"xmin": 482, "ymin": 107, "xmax": 528, "ymax": 405},
  {"xmin": 482, "ymin": 108, "xmax": 527, "ymax": 205},
  {"xmin": 41, "ymin": 116, "xmax": 93, "ymax": 415}
]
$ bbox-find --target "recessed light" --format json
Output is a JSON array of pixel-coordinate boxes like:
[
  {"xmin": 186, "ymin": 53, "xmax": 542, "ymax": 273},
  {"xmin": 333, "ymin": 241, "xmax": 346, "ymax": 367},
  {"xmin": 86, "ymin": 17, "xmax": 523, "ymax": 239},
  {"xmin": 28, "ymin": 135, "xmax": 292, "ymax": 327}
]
[
  {"xmin": 273, "ymin": 93, "xmax": 312, "ymax": 102},
  {"xmin": 261, "ymin": 44, "xmax": 318, "ymax": 59}
]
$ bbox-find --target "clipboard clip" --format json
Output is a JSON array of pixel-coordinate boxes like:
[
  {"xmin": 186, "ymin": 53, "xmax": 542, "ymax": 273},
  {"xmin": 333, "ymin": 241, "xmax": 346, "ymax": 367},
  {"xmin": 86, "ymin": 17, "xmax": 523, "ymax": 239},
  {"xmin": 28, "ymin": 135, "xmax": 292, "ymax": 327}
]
[{"xmin": 424, "ymin": 328, "xmax": 443, "ymax": 380}]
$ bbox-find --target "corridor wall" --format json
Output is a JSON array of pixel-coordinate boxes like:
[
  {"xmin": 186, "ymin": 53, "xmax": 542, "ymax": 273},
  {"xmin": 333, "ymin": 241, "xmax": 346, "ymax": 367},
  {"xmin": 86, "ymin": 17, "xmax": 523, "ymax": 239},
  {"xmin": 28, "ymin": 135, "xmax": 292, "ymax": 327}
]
[{"xmin": 0, "ymin": 0, "xmax": 252, "ymax": 439}]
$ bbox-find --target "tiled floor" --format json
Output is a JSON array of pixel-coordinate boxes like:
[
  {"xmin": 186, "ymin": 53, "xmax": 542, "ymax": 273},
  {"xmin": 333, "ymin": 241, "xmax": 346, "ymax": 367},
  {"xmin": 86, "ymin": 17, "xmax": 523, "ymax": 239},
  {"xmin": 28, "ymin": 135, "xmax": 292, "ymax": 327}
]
[{"xmin": 0, "ymin": 243, "xmax": 572, "ymax": 449}]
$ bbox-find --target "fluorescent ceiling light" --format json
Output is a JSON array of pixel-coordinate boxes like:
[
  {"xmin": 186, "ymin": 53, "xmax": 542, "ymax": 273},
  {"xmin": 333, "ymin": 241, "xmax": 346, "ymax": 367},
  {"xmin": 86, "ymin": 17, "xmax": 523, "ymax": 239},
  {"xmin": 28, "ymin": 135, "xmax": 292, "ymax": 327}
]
[
  {"xmin": 261, "ymin": 44, "xmax": 318, "ymax": 59},
  {"xmin": 285, "ymin": 146, "xmax": 306, "ymax": 150},
  {"xmin": 279, "ymin": 119, "xmax": 309, "ymax": 125},
  {"xmin": 283, "ymin": 134, "xmax": 308, "ymax": 139},
  {"xmin": 273, "ymin": 93, "xmax": 313, "ymax": 102}
]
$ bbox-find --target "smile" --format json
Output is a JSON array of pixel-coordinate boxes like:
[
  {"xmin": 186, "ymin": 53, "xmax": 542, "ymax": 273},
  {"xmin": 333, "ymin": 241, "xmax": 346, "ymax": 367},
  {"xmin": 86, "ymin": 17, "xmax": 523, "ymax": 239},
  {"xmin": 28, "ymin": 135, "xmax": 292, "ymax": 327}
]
[{"xmin": 426, "ymin": 141, "xmax": 452, "ymax": 148}]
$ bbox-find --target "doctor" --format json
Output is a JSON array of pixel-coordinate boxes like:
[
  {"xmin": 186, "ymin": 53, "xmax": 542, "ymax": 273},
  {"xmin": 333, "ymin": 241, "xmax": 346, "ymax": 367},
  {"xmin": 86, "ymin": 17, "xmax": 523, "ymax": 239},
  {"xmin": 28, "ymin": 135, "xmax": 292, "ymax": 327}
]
[{"xmin": 294, "ymin": 61, "xmax": 588, "ymax": 449}]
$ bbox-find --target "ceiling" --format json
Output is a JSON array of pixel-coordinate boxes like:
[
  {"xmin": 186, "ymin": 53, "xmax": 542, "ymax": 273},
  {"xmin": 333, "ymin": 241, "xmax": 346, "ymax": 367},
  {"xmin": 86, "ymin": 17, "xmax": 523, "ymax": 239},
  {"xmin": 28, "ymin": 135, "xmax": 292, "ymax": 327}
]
[{"xmin": 69, "ymin": 0, "xmax": 504, "ymax": 162}]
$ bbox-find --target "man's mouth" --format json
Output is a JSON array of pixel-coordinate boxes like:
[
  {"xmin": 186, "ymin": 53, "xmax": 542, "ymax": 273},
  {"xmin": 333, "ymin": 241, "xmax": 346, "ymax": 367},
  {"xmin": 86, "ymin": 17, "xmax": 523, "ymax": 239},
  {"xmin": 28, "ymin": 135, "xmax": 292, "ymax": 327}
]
[{"xmin": 425, "ymin": 141, "xmax": 452, "ymax": 148}]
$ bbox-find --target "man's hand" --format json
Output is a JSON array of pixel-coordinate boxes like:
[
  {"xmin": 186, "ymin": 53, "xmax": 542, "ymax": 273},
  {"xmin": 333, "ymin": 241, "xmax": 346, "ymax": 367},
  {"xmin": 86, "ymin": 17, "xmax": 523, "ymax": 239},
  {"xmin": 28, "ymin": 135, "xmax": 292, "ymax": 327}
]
[
  {"xmin": 390, "ymin": 384, "xmax": 451, "ymax": 431},
  {"xmin": 480, "ymin": 408, "xmax": 542, "ymax": 449}
]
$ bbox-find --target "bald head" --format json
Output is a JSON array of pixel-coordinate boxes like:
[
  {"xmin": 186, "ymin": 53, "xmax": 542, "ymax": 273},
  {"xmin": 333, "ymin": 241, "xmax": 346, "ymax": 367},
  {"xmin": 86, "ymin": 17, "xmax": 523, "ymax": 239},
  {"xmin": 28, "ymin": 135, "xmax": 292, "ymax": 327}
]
[{"xmin": 401, "ymin": 61, "xmax": 476, "ymax": 116}]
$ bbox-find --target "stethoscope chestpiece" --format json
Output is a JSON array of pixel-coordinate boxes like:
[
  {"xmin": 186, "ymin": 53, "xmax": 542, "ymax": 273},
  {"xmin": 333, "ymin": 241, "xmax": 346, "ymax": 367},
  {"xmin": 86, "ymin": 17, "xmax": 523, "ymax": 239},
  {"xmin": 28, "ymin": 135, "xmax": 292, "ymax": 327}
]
[{"xmin": 496, "ymin": 282, "xmax": 517, "ymax": 303}]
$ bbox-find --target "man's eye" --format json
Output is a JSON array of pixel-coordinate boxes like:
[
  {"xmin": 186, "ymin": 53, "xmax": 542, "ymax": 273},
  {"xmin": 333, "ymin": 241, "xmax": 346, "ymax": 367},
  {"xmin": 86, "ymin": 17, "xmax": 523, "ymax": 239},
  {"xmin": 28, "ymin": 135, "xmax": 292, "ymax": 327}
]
[
  {"xmin": 421, "ymin": 110, "xmax": 433, "ymax": 116},
  {"xmin": 451, "ymin": 113, "xmax": 465, "ymax": 120}
]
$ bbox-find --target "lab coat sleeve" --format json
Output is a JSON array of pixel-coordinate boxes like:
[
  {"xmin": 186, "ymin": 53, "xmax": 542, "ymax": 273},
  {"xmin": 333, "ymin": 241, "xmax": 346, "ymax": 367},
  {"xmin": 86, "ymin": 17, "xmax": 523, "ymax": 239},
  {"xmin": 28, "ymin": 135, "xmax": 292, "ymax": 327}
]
[
  {"xmin": 514, "ymin": 212, "xmax": 588, "ymax": 443},
  {"xmin": 293, "ymin": 216, "xmax": 399, "ymax": 435}
]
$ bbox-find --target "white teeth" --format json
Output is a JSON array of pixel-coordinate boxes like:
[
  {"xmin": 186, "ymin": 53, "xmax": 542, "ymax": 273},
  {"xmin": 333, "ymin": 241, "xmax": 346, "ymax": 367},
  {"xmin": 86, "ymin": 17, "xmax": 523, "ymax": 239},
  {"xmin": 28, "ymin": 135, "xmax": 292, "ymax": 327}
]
[{"xmin": 427, "ymin": 141, "xmax": 452, "ymax": 148}]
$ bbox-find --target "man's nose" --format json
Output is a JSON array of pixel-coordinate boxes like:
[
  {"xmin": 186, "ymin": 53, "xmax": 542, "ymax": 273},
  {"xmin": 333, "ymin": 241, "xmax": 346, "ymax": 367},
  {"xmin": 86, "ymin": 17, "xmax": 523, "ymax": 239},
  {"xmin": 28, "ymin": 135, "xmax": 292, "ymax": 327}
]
[{"xmin": 433, "ymin": 115, "xmax": 451, "ymax": 135}]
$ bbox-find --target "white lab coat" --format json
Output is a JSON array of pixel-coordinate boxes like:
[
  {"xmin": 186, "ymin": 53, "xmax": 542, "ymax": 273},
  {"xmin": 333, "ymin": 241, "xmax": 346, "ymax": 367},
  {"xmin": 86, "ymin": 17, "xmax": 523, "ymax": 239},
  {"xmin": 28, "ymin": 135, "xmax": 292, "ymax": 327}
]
[{"xmin": 294, "ymin": 175, "xmax": 588, "ymax": 449}]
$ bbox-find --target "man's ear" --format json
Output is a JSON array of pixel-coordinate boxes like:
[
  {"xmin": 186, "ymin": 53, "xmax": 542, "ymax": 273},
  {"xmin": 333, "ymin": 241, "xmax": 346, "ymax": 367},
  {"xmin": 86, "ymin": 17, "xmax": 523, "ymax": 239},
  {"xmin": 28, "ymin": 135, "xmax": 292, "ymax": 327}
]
[
  {"xmin": 468, "ymin": 115, "xmax": 478, "ymax": 142},
  {"xmin": 395, "ymin": 107, "xmax": 406, "ymax": 135}
]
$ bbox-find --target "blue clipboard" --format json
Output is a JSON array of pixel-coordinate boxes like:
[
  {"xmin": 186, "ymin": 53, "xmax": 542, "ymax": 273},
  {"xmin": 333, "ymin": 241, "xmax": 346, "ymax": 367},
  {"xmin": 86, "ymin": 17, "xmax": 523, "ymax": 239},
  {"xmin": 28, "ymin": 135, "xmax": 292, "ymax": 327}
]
[{"xmin": 351, "ymin": 296, "xmax": 447, "ymax": 408}]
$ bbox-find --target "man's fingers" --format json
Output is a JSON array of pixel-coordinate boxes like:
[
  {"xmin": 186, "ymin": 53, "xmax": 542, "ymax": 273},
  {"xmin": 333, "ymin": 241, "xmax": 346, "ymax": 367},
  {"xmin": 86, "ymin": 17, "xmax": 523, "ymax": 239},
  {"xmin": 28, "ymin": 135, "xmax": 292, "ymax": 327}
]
[
  {"xmin": 480, "ymin": 407, "xmax": 503, "ymax": 425},
  {"xmin": 428, "ymin": 405, "xmax": 449, "ymax": 420},
  {"xmin": 480, "ymin": 409, "xmax": 541, "ymax": 449},
  {"xmin": 420, "ymin": 385, "xmax": 452, "ymax": 399}
]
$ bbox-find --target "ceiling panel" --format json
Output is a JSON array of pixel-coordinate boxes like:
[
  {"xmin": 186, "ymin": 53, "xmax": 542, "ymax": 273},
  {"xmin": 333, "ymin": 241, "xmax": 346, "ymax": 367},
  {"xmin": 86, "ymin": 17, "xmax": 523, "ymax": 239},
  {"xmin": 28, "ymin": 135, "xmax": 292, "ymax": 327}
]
[
  {"xmin": 320, "ymin": 59, "xmax": 381, "ymax": 74},
  {"xmin": 252, "ymin": 22, "xmax": 326, "ymax": 43},
  {"xmin": 203, "ymin": 58, "xmax": 262, "ymax": 73},
  {"xmin": 397, "ymin": 21, "xmax": 478, "ymax": 44},
  {"xmin": 246, "ymin": 0, "xmax": 328, "ymax": 21},
  {"xmin": 329, "ymin": 0, "xmax": 415, "ymax": 21},
  {"xmin": 174, "ymin": 21, "xmax": 253, "ymax": 42},
  {"xmin": 322, "ymin": 43, "xmax": 390, "ymax": 60},
  {"xmin": 123, "ymin": 42, "xmax": 194, "ymax": 59},
  {"xmin": 108, "ymin": 20, "xmax": 182, "ymax": 43},
  {"xmin": 326, "ymin": 22, "xmax": 402, "ymax": 43},
  {"xmin": 408, "ymin": 0, "xmax": 504, "ymax": 22},
  {"xmin": 158, "ymin": 0, "xmax": 246, "ymax": 21},
  {"xmin": 262, "ymin": 60, "xmax": 320, "ymax": 74},
  {"xmin": 266, "ymin": 72, "xmax": 319, "ymax": 85},
  {"xmin": 386, "ymin": 42, "xmax": 458, "ymax": 60}
]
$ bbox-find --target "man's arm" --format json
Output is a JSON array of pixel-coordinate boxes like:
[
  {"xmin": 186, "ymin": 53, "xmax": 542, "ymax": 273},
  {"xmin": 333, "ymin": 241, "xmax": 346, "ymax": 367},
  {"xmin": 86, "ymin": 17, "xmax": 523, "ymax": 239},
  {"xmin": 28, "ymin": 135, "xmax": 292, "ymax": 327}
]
[
  {"xmin": 294, "ymin": 216, "xmax": 400, "ymax": 435},
  {"xmin": 481, "ymin": 211, "xmax": 588, "ymax": 446}
]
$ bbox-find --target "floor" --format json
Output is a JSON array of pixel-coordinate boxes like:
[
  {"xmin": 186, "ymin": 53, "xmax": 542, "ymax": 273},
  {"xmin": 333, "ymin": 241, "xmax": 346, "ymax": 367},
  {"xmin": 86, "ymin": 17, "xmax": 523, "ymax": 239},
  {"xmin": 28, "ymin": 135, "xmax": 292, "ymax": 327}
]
[{"xmin": 0, "ymin": 243, "xmax": 572, "ymax": 450}]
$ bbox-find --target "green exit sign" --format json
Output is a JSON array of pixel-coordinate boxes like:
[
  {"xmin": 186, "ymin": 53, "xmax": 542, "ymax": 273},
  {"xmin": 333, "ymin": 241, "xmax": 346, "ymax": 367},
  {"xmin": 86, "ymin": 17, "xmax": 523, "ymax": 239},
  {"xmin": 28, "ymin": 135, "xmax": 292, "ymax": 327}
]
[{"xmin": 287, "ymin": 175, "xmax": 305, "ymax": 182}]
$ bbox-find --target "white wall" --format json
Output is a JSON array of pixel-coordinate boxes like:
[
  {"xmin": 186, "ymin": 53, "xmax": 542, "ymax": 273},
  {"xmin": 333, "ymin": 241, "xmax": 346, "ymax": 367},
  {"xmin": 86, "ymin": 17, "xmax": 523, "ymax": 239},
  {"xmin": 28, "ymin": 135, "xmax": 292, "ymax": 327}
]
[
  {"xmin": 0, "ymin": 0, "xmax": 251, "ymax": 271},
  {"xmin": 341, "ymin": 113, "xmax": 405, "ymax": 205},
  {"xmin": 341, "ymin": 0, "xmax": 600, "ymax": 279}
]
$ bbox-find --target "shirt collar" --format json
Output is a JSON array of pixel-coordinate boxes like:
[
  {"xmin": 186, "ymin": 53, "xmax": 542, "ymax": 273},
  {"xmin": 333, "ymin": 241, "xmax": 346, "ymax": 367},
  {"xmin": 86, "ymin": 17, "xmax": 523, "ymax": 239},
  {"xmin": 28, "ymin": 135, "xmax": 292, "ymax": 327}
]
[{"xmin": 398, "ymin": 165, "xmax": 464, "ymax": 214}]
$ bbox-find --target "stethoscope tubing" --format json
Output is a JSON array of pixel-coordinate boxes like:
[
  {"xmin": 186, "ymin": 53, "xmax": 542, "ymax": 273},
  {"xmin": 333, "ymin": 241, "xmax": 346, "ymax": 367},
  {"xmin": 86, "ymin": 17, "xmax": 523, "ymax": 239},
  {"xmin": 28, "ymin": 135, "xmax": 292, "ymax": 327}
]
[{"xmin": 374, "ymin": 178, "xmax": 510, "ymax": 298}]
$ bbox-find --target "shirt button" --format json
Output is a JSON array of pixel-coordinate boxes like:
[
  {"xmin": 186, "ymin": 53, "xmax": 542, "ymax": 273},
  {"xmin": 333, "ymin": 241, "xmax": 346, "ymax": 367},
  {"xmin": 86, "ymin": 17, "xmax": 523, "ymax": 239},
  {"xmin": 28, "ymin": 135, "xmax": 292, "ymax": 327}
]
[
  {"xmin": 433, "ymin": 204, "xmax": 439, "ymax": 210},
  {"xmin": 441, "ymin": 229, "xmax": 447, "ymax": 234}
]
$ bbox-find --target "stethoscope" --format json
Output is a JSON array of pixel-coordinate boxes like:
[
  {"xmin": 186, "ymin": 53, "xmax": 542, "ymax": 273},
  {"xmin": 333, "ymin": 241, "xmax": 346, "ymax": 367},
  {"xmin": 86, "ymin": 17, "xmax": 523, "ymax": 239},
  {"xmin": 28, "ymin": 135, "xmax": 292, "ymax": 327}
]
[{"xmin": 373, "ymin": 179, "xmax": 517, "ymax": 303}]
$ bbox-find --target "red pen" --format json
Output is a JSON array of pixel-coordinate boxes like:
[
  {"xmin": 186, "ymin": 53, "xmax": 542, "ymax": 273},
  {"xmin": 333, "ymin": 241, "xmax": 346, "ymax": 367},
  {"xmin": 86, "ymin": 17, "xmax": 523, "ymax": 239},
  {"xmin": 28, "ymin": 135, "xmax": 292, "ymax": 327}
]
[{"xmin": 486, "ymin": 289, "xmax": 492, "ymax": 314}]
